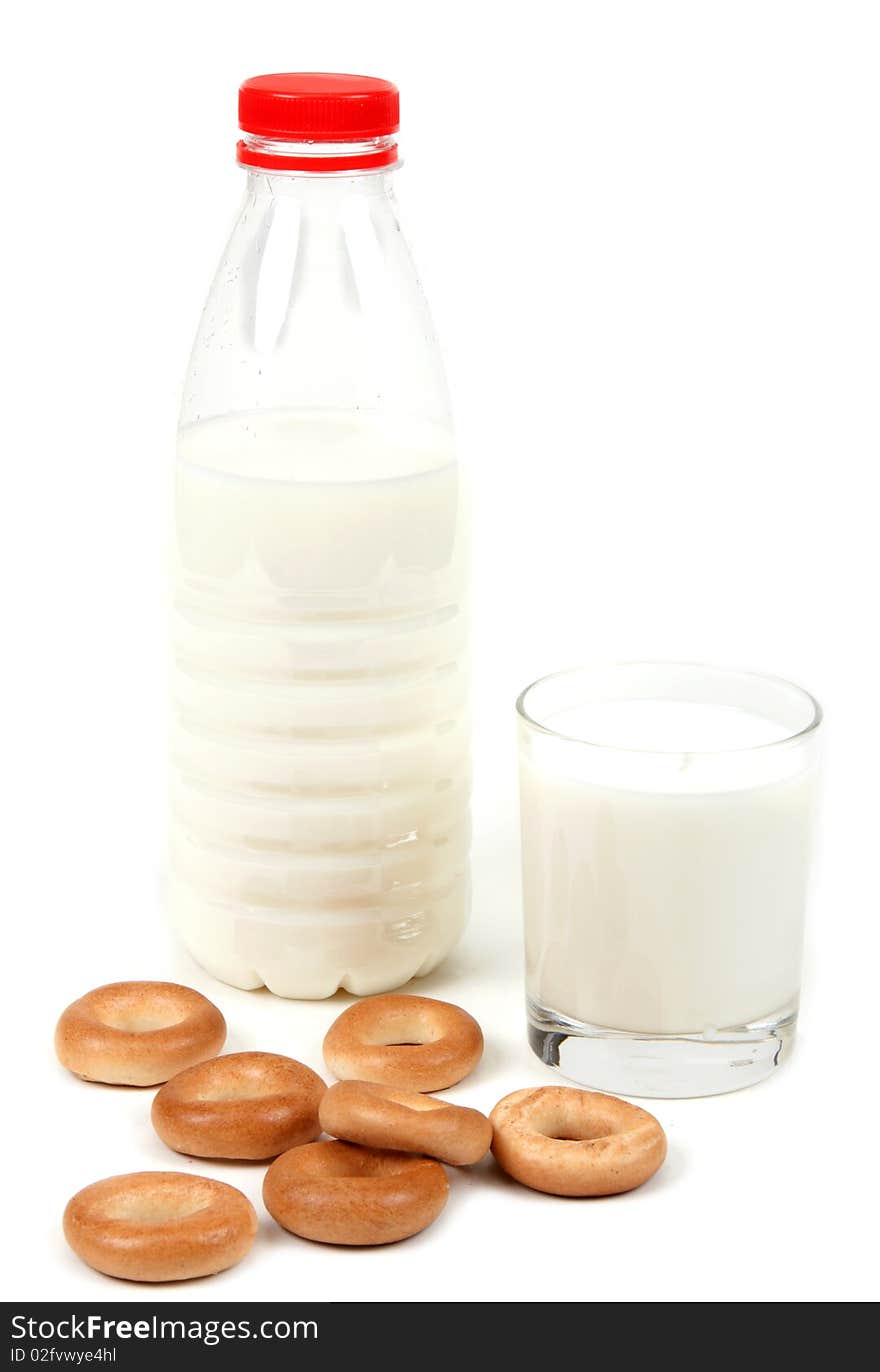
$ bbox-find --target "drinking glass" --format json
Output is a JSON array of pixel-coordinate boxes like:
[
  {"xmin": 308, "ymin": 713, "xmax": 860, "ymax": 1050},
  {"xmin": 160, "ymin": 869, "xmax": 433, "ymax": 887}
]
[{"xmin": 517, "ymin": 663, "xmax": 822, "ymax": 1097}]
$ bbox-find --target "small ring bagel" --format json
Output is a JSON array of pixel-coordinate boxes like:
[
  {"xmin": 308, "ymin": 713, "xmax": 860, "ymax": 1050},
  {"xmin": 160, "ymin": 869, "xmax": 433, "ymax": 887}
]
[
  {"xmin": 55, "ymin": 981, "xmax": 226, "ymax": 1086},
  {"xmin": 63, "ymin": 1171, "xmax": 257, "ymax": 1281},
  {"xmin": 152, "ymin": 1051, "xmax": 326, "ymax": 1159},
  {"xmin": 319, "ymin": 1079, "xmax": 492, "ymax": 1166},
  {"xmin": 490, "ymin": 1087, "xmax": 667, "ymax": 1197},
  {"xmin": 323, "ymin": 994, "xmax": 483, "ymax": 1092},
  {"xmin": 263, "ymin": 1140, "xmax": 449, "ymax": 1246}
]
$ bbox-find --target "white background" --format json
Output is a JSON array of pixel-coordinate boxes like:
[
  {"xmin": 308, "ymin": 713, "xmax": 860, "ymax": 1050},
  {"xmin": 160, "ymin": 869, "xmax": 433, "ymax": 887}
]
[{"xmin": 4, "ymin": 0, "xmax": 879, "ymax": 1304}]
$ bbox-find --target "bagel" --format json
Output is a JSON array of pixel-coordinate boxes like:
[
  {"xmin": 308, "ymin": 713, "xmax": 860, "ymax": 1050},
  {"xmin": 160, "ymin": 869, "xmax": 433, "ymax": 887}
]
[
  {"xmin": 490, "ymin": 1086, "xmax": 667, "ymax": 1196},
  {"xmin": 263, "ymin": 1140, "xmax": 448, "ymax": 1245},
  {"xmin": 151, "ymin": 1051, "xmax": 326, "ymax": 1160},
  {"xmin": 55, "ymin": 981, "xmax": 226, "ymax": 1086},
  {"xmin": 323, "ymin": 993, "xmax": 483, "ymax": 1091},
  {"xmin": 63, "ymin": 1171, "xmax": 257, "ymax": 1281},
  {"xmin": 319, "ymin": 1079, "xmax": 492, "ymax": 1165}
]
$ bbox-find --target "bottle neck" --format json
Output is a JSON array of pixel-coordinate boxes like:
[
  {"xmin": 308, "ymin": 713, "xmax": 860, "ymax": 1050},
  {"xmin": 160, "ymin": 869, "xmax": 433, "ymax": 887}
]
[{"xmin": 237, "ymin": 131, "xmax": 398, "ymax": 175}]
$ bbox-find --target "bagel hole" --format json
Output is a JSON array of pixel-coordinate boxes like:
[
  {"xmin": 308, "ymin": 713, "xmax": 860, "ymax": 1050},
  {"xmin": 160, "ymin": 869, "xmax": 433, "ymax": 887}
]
[
  {"xmin": 363, "ymin": 1025, "xmax": 441, "ymax": 1048},
  {"xmin": 103, "ymin": 1191, "xmax": 214, "ymax": 1224},
  {"xmin": 546, "ymin": 1126, "xmax": 610, "ymax": 1142},
  {"xmin": 96, "ymin": 1007, "xmax": 188, "ymax": 1033},
  {"xmin": 189, "ymin": 1060, "xmax": 293, "ymax": 1102},
  {"xmin": 309, "ymin": 1150, "xmax": 416, "ymax": 1180},
  {"xmin": 540, "ymin": 1110, "xmax": 618, "ymax": 1143}
]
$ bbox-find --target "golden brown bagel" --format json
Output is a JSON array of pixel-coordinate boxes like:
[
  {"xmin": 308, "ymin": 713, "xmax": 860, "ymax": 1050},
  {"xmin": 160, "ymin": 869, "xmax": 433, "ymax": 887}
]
[
  {"xmin": 323, "ymin": 993, "xmax": 483, "ymax": 1091},
  {"xmin": 55, "ymin": 981, "xmax": 226, "ymax": 1086},
  {"xmin": 490, "ymin": 1087, "xmax": 667, "ymax": 1196},
  {"xmin": 63, "ymin": 1172, "xmax": 257, "ymax": 1281},
  {"xmin": 319, "ymin": 1079, "xmax": 492, "ymax": 1166},
  {"xmin": 263, "ymin": 1140, "xmax": 448, "ymax": 1245},
  {"xmin": 151, "ymin": 1051, "xmax": 326, "ymax": 1160}
]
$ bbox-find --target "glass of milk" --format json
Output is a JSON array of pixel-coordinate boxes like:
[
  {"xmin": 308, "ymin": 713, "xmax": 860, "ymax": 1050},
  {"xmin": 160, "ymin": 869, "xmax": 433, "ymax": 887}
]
[{"xmin": 517, "ymin": 663, "xmax": 822, "ymax": 1097}]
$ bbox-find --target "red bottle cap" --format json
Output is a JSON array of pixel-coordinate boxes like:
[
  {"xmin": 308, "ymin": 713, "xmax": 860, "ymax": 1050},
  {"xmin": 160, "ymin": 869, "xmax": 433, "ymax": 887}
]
[{"xmin": 238, "ymin": 73, "xmax": 400, "ymax": 173}]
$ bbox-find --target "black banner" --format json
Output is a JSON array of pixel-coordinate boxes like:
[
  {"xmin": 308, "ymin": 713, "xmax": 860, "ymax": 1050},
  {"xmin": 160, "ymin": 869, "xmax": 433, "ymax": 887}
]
[
  {"xmin": 7, "ymin": 1305, "xmax": 329, "ymax": 1367},
  {"xmin": 5, "ymin": 1304, "xmax": 568, "ymax": 1366}
]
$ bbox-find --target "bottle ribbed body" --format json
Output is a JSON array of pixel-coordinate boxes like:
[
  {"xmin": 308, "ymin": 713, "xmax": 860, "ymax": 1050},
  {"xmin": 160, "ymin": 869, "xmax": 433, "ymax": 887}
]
[{"xmin": 171, "ymin": 410, "xmax": 469, "ymax": 998}]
